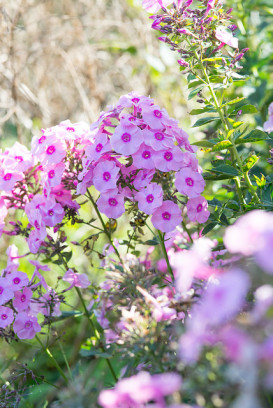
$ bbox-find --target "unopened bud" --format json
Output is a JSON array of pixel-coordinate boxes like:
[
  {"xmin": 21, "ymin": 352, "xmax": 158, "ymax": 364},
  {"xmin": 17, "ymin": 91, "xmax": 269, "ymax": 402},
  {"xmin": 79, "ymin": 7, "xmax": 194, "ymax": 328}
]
[{"xmin": 178, "ymin": 59, "xmax": 189, "ymax": 67}]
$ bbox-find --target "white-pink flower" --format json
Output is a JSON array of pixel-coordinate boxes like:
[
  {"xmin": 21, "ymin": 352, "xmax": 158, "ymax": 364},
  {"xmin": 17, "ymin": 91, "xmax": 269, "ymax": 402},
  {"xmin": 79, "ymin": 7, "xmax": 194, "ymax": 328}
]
[
  {"xmin": 13, "ymin": 312, "xmax": 41, "ymax": 339},
  {"xmin": 93, "ymin": 161, "xmax": 120, "ymax": 193},
  {"xmin": 151, "ymin": 200, "xmax": 182, "ymax": 232},
  {"xmin": 175, "ymin": 168, "xmax": 205, "ymax": 198},
  {"xmin": 63, "ymin": 269, "xmax": 90, "ymax": 288},
  {"xmin": 135, "ymin": 183, "xmax": 163, "ymax": 215},
  {"xmin": 215, "ymin": 26, "xmax": 239, "ymax": 48}
]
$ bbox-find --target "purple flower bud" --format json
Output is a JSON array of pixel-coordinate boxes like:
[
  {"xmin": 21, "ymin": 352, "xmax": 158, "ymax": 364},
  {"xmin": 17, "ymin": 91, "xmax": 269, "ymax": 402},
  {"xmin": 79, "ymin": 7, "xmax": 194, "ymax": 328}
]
[
  {"xmin": 158, "ymin": 36, "xmax": 169, "ymax": 42},
  {"xmin": 178, "ymin": 59, "xmax": 189, "ymax": 67},
  {"xmin": 228, "ymin": 24, "xmax": 237, "ymax": 31},
  {"xmin": 237, "ymin": 110, "xmax": 242, "ymax": 117},
  {"xmin": 241, "ymin": 48, "xmax": 249, "ymax": 54},
  {"xmin": 226, "ymin": 8, "xmax": 233, "ymax": 14}
]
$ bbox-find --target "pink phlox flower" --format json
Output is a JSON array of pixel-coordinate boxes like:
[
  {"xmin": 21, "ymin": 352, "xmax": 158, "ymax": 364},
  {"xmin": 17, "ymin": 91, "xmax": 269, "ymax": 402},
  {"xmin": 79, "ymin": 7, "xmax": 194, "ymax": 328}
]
[
  {"xmin": 117, "ymin": 92, "xmax": 153, "ymax": 110},
  {"xmin": 39, "ymin": 136, "xmax": 66, "ymax": 166},
  {"xmin": 135, "ymin": 182, "xmax": 163, "ymax": 215},
  {"xmin": 153, "ymin": 146, "xmax": 184, "ymax": 172},
  {"xmin": 0, "ymin": 169, "xmax": 24, "ymax": 192},
  {"xmin": 13, "ymin": 312, "xmax": 41, "ymax": 339},
  {"xmin": 41, "ymin": 162, "xmax": 65, "ymax": 189},
  {"xmin": 175, "ymin": 167, "xmax": 205, "ymax": 198},
  {"xmin": 5, "ymin": 244, "xmax": 20, "ymax": 273},
  {"xmin": 2, "ymin": 142, "xmax": 34, "ymax": 172},
  {"xmin": 142, "ymin": 0, "xmax": 173, "ymax": 14},
  {"xmin": 27, "ymin": 209, "xmax": 47, "ymax": 240},
  {"xmin": 40, "ymin": 197, "xmax": 65, "ymax": 227},
  {"xmin": 197, "ymin": 268, "xmax": 250, "ymax": 327},
  {"xmin": 0, "ymin": 306, "xmax": 14, "ymax": 328},
  {"xmin": 186, "ymin": 196, "xmax": 210, "ymax": 224},
  {"xmin": 215, "ymin": 26, "xmax": 239, "ymax": 48},
  {"xmin": 219, "ymin": 326, "xmax": 253, "ymax": 364},
  {"xmin": 204, "ymin": 0, "xmax": 216, "ymax": 17},
  {"xmin": 5, "ymin": 271, "xmax": 29, "ymax": 292},
  {"xmin": 30, "ymin": 289, "xmax": 61, "ymax": 317},
  {"xmin": 151, "ymin": 200, "xmax": 182, "ymax": 233},
  {"xmin": 144, "ymin": 129, "xmax": 173, "ymax": 151},
  {"xmin": 85, "ymin": 132, "xmax": 111, "ymax": 163},
  {"xmin": 13, "ymin": 287, "xmax": 32, "ymax": 311},
  {"xmin": 110, "ymin": 123, "xmax": 143, "ymax": 156},
  {"xmin": 27, "ymin": 230, "xmax": 43, "ymax": 254},
  {"xmin": 224, "ymin": 210, "xmax": 273, "ymax": 273},
  {"xmin": 63, "ymin": 269, "xmax": 90, "ymax": 289},
  {"xmin": 137, "ymin": 285, "xmax": 176, "ymax": 322},
  {"xmin": 99, "ymin": 371, "xmax": 182, "ymax": 408},
  {"xmin": 93, "ymin": 161, "xmax": 120, "ymax": 193},
  {"xmin": 141, "ymin": 105, "xmax": 173, "ymax": 129},
  {"xmin": 133, "ymin": 169, "xmax": 155, "ymax": 190},
  {"xmin": 50, "ymin": 185, "xmax": 80, "ymax": 210},
  {"xmin": 0, "ymin": 277, "xmax": 14, "ymax": 305},
  {"xmin": 55, "ymin": 120, "xmax": 91, "ymax": 143},
  {"xmin": 180, "ymin": 151, "xmax": 199, "ymax": 171},
  {"xmin": 97, "ymin": 190, "xmax": 125, "ymax": 219},
  {"xmin": 132, "ymin": 144, "xmax": 155, "ymax": 170},
  {"xmin": 25, "ymin": 194, "xmax": 46, "ymax": 215},
  {"xmin": 76, "ymin": 168, "xmax": 93, "ymax": 195}
]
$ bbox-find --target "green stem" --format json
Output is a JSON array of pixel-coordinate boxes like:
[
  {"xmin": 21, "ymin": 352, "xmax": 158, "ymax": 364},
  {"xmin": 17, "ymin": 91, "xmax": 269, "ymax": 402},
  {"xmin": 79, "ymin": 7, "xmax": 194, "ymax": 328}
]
[
  {"xmin": 86, "ymin": 189, "xmax": 122, "ymax": 262},
  {"xmin": 75, "ymin": 287, "xmax": 118, "ymax": 383},
  {"xmin": 157, "ymin": 230, "xmax": 174, "ymax": 282},
  {"xmin": 194, "ymin": 48, "xmax": 261, "ymax": 207},
  {"xmin": 36, "ymin": 335, "xmax": 69, "ymax": 384},
  {"xmin": 182, "ymin": 220, "xmax": 194, "ymax": 244},
  {"xmin": 58, "ymin": 339, "xmax": 73, "ymax": 381}
]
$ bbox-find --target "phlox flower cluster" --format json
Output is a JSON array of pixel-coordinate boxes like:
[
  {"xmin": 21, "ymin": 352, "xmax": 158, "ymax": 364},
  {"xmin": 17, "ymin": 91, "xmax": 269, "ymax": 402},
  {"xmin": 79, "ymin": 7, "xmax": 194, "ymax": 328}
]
[
  {"xmin": 0, "ymin": 245, "xmax": 90, "ymax": 340},
  {"xmin": 142, "ymin": 0, "xmax": 246, "ymax": 72},
  {"xmin": 0, "ymin": 95, "xmax": 208, "ymax": 256},
  {"xmin": 78, "ymin": 92, "xmax": 208, "ymax": 233}
]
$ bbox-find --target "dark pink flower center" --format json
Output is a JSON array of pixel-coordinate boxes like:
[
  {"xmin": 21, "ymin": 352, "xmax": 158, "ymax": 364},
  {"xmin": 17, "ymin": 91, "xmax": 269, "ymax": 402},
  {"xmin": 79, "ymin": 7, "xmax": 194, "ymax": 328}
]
[
  {"xmin": 48, "ymin": 170, "xmax": 55, "ymax": 179},
  {"xmin": 21, "ymin": 295, "xmax": 26, "ymax": 302},
  {"xmin": 38, "ymin": 136, "xmax": 46, "ymax": 144},
  {"xmin": 46, "ymin": 145, "xmax": 56, "ymax": 155},
  {"xmin": 121, "ymin": 133, "xmax": 131, "ymax": 143},
  {"xmin": 142, "ymin": 151, "xmax": 151, "ymax": 160},
  {"xmin": 25, "ymin": 321, "xmax": 33, "ymax": 329},
  {"xmin": 1, "ymin": 314, "xmax": 7, "ymax": 320},
  {"xmin": 164, "ymin": 152, "xmax": 173, "ymax": 162},
  {"xmin": 129, "ymin": 116, "xmax": 136, "ymax": 122},
  {"xmin": 103, "ymin": 172, "xmax": 111, "ymax": 181},
  {"xmin": 109, "ymin": 198, "xmax": 118, "ymax": 207},
  {"xmin": 146, "ymin": 194, "xmax": 154, "ymax": 203},
  {"xmin": 132, "ymin": 98, "xmax": 140, "ymax": 103},
  {"xmin": 34, "ymin": 220, "xmax": 40, "ymax": 230},
  {"xmin": 55, "ymin": 191, "xmax": 63, "ymax": 196},
  {"xmin": 48, "ymin": 209, "xmax": 54, "ymax": 216},
  {"xmin": 96, "ymin": 143, "xmax": 103, "ymax": 152},
  {"xmin": 13, "ymin": 278, "xmax": 20, "ymax": 285},
  {"xmin": 15, "ymin": 156, "xmax": 23, "ymax": 162},
  {"xmin": 3, "ymin": 173, "xmax": 12, "ymax": 181},
  {"xmin": 162, "ymin": 211, "xmax": 171, "ymax": 221},
  {"xmin": 197, "ymin": 204, "xmax": 202, "ymax": 213},
  {"xmin": 155, "ymin": 132, "xmax": 164, "ymax": 141},
  {"xmin": 186, "ymin": 177, "xmax": 194, "ymax": 186},
  {"xmin": 154, "ymin": 110, "xmax": 162, "ymax": 118},
  {"xmin": 66, "ymin": 127, "xmax": 75, "ymax": 132}
]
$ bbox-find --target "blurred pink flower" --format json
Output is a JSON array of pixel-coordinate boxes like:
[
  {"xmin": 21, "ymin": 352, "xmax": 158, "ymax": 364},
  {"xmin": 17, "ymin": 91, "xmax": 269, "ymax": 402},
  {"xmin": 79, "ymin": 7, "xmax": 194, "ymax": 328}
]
[
  {"xmin": 151, "ymin": 200, "xmax": 182, "ymax": 232},
  {"xmin": 0, "ymin": 306, "xmax": 14, "ymax": 328},
  {"xmin": 13, "ymin": 312, "xmax": 41, "ymax": 339}
]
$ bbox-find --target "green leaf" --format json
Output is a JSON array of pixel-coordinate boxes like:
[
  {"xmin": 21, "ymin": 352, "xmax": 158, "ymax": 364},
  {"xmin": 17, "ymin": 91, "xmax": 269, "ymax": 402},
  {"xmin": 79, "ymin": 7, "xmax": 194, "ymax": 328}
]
[
  {"xmin": 189, "ymin": 106, "xmax": 216, "ymax": 115},
  {"xmin": 192, "ymin": 140, "xmax": 216, "ymax": 148},
  {"xmin": 188, "ymin": 80, "xmax": 204, "ymax": 89},
  {"xmin": 202, "ymin": 222, "xmax": 218, "ymax": 235},
  {"xmin": 80, "ymin": 348, "xmax": 112, "ymax": 358},
  {"xmin": 188, "ymin": 86, "xmax": 204, "ymax": 100},
  {"xmin": 222, "ymin": 97, "xmax": 247, "ymax": 107},
  {"xmin": 243, "ymin": 155, "xmax": 259, "ymax": 172},
  {"xmin": 230, "ymin": 104, "xmax": 258, "ymax": 115},
  {"xmin": 211, "ymin": 140, "xmax": 233, "ymax": 152},
  {"xmin": 192, "ymin": 117, "xmax": 218, "ymax": 127},
  {"xmin": 212, "ymin": 164, "xmax": 239, "ymax": 177},
  {"xmin": 254, "ymin": 174, "xmax": 266, "ymax": 188},
  {"xmin": 143, "ymin": 239, "xmax": 159, "ymax": 245},
  {"xmin": 235, "ymin": 129, "xmax": 270, "ymax": 144}
]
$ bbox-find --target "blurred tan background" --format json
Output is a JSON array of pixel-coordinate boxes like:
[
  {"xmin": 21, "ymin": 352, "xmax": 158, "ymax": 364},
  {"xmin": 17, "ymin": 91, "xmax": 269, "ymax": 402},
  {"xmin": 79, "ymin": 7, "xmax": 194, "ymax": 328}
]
[{"xmin": 0, "ymin": 0, "xmax": 189, "ymax": 146}]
